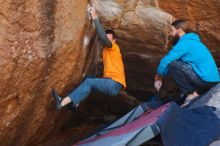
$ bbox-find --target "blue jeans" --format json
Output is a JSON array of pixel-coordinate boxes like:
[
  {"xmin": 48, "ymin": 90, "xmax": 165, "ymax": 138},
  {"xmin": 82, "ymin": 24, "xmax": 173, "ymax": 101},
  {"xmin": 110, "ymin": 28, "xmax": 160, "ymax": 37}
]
[
  {"xmin": 68, "ymin": 77, "xmax": 122, "ymax": 106},
  {"xmin": 147, "ymin": 94, "xmax": 165, "ymax": 109},
  {"xmin": 168, "ymin": 61, "xmax": 217, "ymax": 95}
]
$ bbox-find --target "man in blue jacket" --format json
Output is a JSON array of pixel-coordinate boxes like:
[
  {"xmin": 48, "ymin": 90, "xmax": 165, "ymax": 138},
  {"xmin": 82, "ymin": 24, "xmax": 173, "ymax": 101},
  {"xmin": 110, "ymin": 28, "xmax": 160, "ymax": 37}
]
[{"xmin": 154, "ymin": 19, "xmax": 220, "ymax": 106}]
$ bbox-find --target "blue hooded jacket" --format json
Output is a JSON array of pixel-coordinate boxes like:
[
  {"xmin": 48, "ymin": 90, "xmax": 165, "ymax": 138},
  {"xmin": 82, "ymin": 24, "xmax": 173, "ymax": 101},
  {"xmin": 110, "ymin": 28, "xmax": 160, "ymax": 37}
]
[{"xmin": 157, "ymin": 33, "xmax": 220, "ymax": 82}]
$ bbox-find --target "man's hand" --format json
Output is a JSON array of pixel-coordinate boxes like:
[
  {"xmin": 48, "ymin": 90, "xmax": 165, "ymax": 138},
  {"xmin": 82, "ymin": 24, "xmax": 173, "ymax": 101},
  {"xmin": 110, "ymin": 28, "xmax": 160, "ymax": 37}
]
[
  {"xmin": 154, "ymin": 74, "xmax": 163, "ymax": 91},
  {"xmin": 89, "ymin": 7, "xmax": 98, "ymax": 20},
  {"xmin": 154, "ymin": 79, "xmax": 162, "ymax": 91}
]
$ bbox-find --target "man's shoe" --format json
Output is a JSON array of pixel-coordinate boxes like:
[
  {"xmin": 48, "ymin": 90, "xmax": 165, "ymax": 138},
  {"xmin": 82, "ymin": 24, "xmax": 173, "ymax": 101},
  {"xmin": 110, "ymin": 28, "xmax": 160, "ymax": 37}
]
[
  {"xmin": 181, "ymin": 92, "xmax": 200, "ymax": 107},
  {"xmin": 51, "ymin": 90, "xmax": 62, "ymax": 110},
  {"xmin": 68, "ymin": 102, "xmax": 79, "ymax": 112}
]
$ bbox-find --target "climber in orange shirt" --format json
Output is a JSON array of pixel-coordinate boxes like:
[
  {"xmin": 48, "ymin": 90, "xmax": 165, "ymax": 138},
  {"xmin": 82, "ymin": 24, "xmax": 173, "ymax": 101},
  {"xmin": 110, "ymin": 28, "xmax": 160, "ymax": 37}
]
[{"xmin": 51, "ymin": 7, "xmax": 126, "ymax": 111}]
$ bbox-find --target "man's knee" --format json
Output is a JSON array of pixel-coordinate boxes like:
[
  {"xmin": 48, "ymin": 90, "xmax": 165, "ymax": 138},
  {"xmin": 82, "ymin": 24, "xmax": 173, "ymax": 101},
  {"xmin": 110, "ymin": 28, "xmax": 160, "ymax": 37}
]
[
  {"xmin": 83, "ymin": 78, "xmax": 94, "ymax": 85},
  {"xmin": 168, "ymin": 61, "xmax": 181, "ymax": 74},
  {"xmin": 168, "ymin": 61, "xmax": 191, "ymax": 73},
  {"xmin": 168, "ymin": 61, "xmax": 180, "ymax": 70}
]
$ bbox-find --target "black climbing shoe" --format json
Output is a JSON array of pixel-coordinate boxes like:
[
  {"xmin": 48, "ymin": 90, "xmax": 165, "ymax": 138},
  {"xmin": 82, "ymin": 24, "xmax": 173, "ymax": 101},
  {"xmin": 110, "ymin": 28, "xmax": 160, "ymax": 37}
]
[
  {"xmin": 51, "ymin": 90, "xmax": 62, "ymax": 110},
  {"xmin": 68, "ymin": 102, "xmax": 79, "ymax": 112}
]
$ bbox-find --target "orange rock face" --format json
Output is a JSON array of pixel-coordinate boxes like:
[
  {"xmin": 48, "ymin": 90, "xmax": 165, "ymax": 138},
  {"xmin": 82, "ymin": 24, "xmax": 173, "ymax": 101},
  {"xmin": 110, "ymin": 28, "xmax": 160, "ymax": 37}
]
[
  {"xmin": 1, "ymin": 0, "xmax": 220, "ymax": 145},
  {"xmin": 0, "ymin": 0, "xmax": 98, "ymax": 145}
]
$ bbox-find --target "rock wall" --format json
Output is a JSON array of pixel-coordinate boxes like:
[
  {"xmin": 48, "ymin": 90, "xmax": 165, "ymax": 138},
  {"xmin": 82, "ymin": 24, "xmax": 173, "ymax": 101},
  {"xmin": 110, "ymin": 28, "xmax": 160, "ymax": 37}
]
[
  {"xmin": 0, "ymin": 0, "xmax": 220, "ymax": 145},
  {"xmin": 0, "ymin": 0, "xmax": 98, "ymax": 145}
]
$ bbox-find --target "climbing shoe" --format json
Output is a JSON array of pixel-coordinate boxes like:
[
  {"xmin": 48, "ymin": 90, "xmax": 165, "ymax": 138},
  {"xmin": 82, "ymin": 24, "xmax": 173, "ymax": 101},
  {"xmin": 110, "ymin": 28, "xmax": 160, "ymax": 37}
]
[
  {"xmin": 68, "ymin": 102, "xmax": 79, "ymax": 112},
  {"xmin": 51, "ymin": 90, "xmax": 62, "ymax": 110}
]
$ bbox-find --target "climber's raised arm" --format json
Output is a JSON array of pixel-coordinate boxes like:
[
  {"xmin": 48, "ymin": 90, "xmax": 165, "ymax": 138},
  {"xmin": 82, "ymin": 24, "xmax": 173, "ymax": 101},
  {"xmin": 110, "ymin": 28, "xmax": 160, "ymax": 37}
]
[{"xmin": 89, "ymin": 7, "xmax": 112, "ymax": 48}]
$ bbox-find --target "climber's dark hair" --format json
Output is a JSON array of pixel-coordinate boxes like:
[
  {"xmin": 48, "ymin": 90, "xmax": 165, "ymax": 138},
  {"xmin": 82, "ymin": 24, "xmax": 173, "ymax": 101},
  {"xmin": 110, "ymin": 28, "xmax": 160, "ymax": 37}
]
[
  {"xmin": 171, "ymin": 19, "xmax": 191, "ymax": 33},
  {"xmin": 105, "ymin": 29, "xmax": 116, "ymax": 40}
]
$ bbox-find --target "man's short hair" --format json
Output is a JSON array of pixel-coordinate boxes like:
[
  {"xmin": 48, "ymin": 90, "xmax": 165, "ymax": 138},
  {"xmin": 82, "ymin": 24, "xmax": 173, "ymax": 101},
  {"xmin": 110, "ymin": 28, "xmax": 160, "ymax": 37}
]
[
  {"xmin": 105, "ymin": 29, "xmax": 116, "ymax": 39},
  {"xmin": 171, "ymin": 19, "xmax": 190, "ymax": 33}
]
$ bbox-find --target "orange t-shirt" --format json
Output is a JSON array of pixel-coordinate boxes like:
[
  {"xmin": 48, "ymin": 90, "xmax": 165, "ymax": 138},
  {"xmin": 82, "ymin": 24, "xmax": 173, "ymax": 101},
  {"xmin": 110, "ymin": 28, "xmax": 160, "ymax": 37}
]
[{"xmin": 102, "ymin": 42, "xmax": 126, "ymax": 88}]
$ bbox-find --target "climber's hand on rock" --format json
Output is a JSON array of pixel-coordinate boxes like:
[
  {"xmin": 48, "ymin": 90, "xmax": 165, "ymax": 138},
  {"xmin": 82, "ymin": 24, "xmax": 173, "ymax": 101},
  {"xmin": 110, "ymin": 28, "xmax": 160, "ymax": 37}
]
[
  {"xmin": 89, "ymin": 7, "xmax": 98, "ymax": 20},
  {"xmin": 154, "ymin": 79, "xmax": 162, "ymax": 91}
]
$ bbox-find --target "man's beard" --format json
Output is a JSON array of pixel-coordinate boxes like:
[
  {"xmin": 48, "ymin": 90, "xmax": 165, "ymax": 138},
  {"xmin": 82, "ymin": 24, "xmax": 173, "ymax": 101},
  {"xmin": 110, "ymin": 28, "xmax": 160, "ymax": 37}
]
[{"xmin": 171, "ymin": 35, "xmax": 180, "ymax": 46}]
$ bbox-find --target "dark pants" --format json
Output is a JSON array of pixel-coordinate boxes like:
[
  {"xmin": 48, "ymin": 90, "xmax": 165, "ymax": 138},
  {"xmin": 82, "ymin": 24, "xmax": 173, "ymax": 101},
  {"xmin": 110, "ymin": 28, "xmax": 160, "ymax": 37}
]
[
  {"xmin": 168, "ymin": 61, "xmax": 216, "ymax": 96},
  {"xmin": 68, "ymin": 77, "xmax": 122, "ymax": 106}
]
